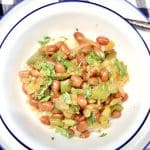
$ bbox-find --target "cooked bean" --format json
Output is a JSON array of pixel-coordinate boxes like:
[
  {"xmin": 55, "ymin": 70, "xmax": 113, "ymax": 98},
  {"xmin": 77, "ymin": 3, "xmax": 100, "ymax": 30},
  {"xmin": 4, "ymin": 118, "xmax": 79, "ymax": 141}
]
[
  {"xmin": 51, "ymin": 80, "xmax": 60, "ymax": 94},
  {"xmin": 47, "ymin": 45, "xmax": 58, "ymax": 52},
  {"xmin": 113, "ymin": 92, "xmax": 128, "ymax": 102},
  {"xmin": 77, "ymin": 54, "xmax": 85, "ymax": 65},
  {"xmin": 77, "ymin": 94, "xmax": 87, "ymax": 108},
  {"xmin": 96, "ymin": 36, "xmax": 109, "ymax": 45},
  {"xmin": 100, "ymin": 68, "xmax": 109, "ymax": 82},
  {"xmin": 19, "ymin": 70, "xmax": 30, "ymax": 78},
  {"xmin": 74, "ymin": 32, "xmax": 86, "ymax": 44},
  {"xmin": 74, "ymin": 114, "xmax": 85, "ymax": 122},
  {"xmin": 68, "ymin": 128, "xmax": 75, "ymax": 136},
  {"xmin": 88, "ymin": 77, "xmax": 99, "ymax": 86},
  {"xmin": 70, "ymin": 75, "xmax": 83, "ymax": 87},
  {"xmin": 30, "ymin": 69, "xmax": 41, "ymax": 77},
  {"xmin": 46, "ymin": 58, "xmax": 56, "ymax": 65},
  {"xmin": 113, "ymin": 92, "xmax": 122, "ymax": 98},
  {"xmin": 90, "ymin": 69, "xmax": 99, "ymax": 77},
  {"xmin": 60, "ymin": 42, "xmax": 71, "ymax": 56},
  {"xmin": 111, "ymin": 111, "xmax": 121, "ymax": 118},
  {"xmin": 38, "ymin": 102, "xmax": 54, "ymax": 112},
  {"xmin": 55, "ymin": 62, "xmax": 66, "ymax": 73},
  {"xmin": 95, "ymin": 112, "xmax": 100, "ymax": 122},
  {"xmin": 122, "ymin": 93, "xmax": 128, "ymax": 102},
  {"xmin": 40, "ymin": 116, "xmax": 50, "ymax": 125},
  {"xmin": 51, "ymin": 95, "xmax": 59, "ymax": 102},
  {"xmin": 76, "ymin": 120, "xmax": 88, "ymax": 132},
  {"xmin": 29, "ymin": 97, "xmax": 39, "ymax": 108},
  {"xmin": 80, "ymin": 130, "xmax": 90, "ymax": 138}
]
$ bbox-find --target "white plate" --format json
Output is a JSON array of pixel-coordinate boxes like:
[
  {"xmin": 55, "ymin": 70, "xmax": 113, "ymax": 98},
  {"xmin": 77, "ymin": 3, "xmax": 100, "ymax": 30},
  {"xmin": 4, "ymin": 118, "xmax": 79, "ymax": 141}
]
[{"xmin": 0, "ymin": 0, "xmax": 150, "ymax": 150}]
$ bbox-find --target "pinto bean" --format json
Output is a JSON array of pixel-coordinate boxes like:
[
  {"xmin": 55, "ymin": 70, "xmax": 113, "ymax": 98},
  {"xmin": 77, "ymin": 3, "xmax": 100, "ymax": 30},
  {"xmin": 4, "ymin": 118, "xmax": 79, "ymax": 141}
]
[
  {"xmin": 77, "ymin": 94, "xmax": 87, "ymax": 108},
  {"xmin": 51, "ymin": 95, "xmax": 59, "ymax": 102},
  {"xmin": 111, "ymin": 111, "xmax": 121, "ymax": 118},
  {"xmin": 74, "ymin": 114, "xmax": 85, "ymax": 122},
  {"xmin": 38, "ymin": 101, "xmax": 54, "ymax": 112},
  {"xmin": 90, "ymin": 69, "xmax": 99, "ymax": 77},
  {"xmin": 47, "ymin": 45, "xmax": 58, "ymax": 52},
  {"xmin": 51, "ymin": 80, "xmax": 60, "ymax": 94},
  {"xmin": 96, "ymin": 36, "xmax": 110, "ymax": 45},
  {"xmin": 100, "ymin": 68, "xmax": 109, "ymax": 82},
  {"xmin": 40, "ymin": 116, "xmax": 50, "ymax": 125},
  {"xmin": 46, "ymin": 58, "xmax": 56, "ymax": 65},
  {"xmin": 19, "ymin": 70, "xmax": 30, "ymax": 78},
  {"xmin": 88, "ymin": 77, "xmax": 99, "ymax": 86},
  {"xmin": 122, "ymin": 93, "xmax": 128, "ymax": 102},
  {"xmin": 29, "ymin": 97, "xmax": 39, "ymax": 108},
  {"xmin": 76, "ymin": 120, "xmax": 88, "ymax": 132},
  {"xmin": 30, "ymin": 69, "xmax": 41, "ymax": 77},
  {"xmin": 70, "ymin": 75, "xmax": 83, "ymax": 87},
  {"xmin": 55, "ymin": 62, "xmax": 66, "ymax": 73},
  {"xmin": 60, "ymin": 42, "xmax": 71, "ymax": 56},
  {"xmin": 68, "ymin": 128, "xmax": 75, "ymax": 136},
  {"xmin": 74, "ymin": 32, "xmax": 86, "ymax": 44},
  {"xmin": 80, "ymin": 130, "xmax": 90, "ymax": 138}
]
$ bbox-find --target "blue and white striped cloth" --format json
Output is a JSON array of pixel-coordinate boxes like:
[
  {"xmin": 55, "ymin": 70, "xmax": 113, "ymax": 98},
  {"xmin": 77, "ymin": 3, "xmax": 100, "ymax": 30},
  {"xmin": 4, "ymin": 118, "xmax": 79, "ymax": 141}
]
[
  {"xmin": 0, "ymin": 0, "xmax": 150, "ymax": 19},
  {"xmin": 0, "ymin": 0, "xmax": 149, "ymax": 150}
]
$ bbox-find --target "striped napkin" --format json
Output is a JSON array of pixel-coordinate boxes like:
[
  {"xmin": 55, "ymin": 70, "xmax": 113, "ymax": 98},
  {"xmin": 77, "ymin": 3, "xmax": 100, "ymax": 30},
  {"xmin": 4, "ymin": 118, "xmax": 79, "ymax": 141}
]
[
  {"xmin": 0, "ymin": 0, "xmax": 150, "ymax": 19},
  {"xmin": 0, "ymin": 0, "xmax": 149, "ymax": 150}
]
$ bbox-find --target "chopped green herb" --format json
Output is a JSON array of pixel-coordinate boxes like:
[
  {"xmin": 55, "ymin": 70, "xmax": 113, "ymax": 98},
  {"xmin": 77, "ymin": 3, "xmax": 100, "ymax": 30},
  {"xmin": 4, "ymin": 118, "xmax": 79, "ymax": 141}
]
[
  {"xmin": 39, "ymin": 95, "xmax": 51, "ymax": 102},
  {"xmin": 84, "ymin": 84, "xmax": 92, "ymax": 98},
  {"xmin": 88, "ymin": 113, "xmax": 94, "ymax": 126},
  {"xmin": 40, "ymin": 62, "xmax": 55, "ymax": 76},
  {"xmin": 63, "ymin": 92, "xmax": 72, "ymax": 104},
  {"xmin": 99, "ymin": 132, "xmax": 107, "ymax": 137},
  {"xmin": 63, "ymin": 60, "xmax": 73, "ymax": 68},
  {"xmin": 86, "ymin": 51, "xmax": 101, "ymax": 65},
  {"xmin": 38, "ymin": 36, "xmax": 50, "ymax": 46},
  {"xmin": 51, "ymin": 137, "xmax": 55, "ymax": 140}
]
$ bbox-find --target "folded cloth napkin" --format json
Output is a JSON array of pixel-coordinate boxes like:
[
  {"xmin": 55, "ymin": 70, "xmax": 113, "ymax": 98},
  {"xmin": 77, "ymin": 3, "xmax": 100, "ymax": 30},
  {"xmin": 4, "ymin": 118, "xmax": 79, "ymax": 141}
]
[{"xmin": 0, "ymin": 0, "xmax": 150, "ymax": 19}]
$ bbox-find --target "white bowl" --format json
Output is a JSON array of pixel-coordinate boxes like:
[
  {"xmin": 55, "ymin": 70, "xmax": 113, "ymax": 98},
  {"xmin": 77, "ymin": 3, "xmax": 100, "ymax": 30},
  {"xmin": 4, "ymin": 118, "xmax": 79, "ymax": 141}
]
[{"xmin": 0, "ymin": 1, "xmax": 150, "ymax": 150}]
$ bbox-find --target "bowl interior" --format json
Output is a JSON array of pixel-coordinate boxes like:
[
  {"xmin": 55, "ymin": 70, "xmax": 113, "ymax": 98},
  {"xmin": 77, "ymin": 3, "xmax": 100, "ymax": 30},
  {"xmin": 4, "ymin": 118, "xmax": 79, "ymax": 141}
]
[{"xmin": 0, "ymin": 2, "xmax": 149, "ymax": 150}]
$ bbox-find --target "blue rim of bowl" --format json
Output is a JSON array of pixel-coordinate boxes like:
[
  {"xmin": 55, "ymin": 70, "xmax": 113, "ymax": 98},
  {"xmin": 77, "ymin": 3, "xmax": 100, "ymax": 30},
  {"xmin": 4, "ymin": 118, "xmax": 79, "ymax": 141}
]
[{"xmin": 0, "ymin": 0, "xmax": 150, "ymax": 150}]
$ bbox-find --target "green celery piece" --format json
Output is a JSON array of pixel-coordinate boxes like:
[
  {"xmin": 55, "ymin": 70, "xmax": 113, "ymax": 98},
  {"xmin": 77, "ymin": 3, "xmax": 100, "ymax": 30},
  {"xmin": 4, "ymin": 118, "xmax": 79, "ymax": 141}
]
[
  {"xmin": 91, "ymin": 83, "xmax": 117, "ymax": 100},
  {"xmin": 88, "ymin": 113, "xmax": 94, "ymax": 126},
  {"xmin": 27, "ymin": 52, "xmax": 45, "ymax": 69},
  {"xmin": 51, "ymin": 73, "xmax": 71, "ymax": 80},
  {"xmin": 60, "ymin": 79, "xmax": 71, "ymax": 93},
  {"xmin": 39, "ymin": 95, "xmax": 51, "ymax": 102},
  {"xmin": 84, "ymin": 84, "xmax": 92, "ymax": 98},
  {"xmin": 35, "ymin": 78, "xmax": 52, "ymax": 100},
  {"xmin": 71, "ymin": 88, "xmax": 84, "ymax": 95},
  {"xmin": 63, "ymin": 60, "xmax": 73, "ymax": 68},
  {"xmin": 50, "ymin": 119, "xmax": 64, "ymax": 127},
  {"xmin": 56, "ymin": 127, "xmax": 72, "ymax": 138},
  {"xmin": 63, "ymin": 119, "xmax": 77, "ymax": 126},
  {"xmin": 86, "ymin": 51, "xmax": 102, "ymax": 65},
  {"xmin": 63, "ymin": 92, "xmax": 72, "ymax": 104},
  {"xmin": 114, "ymin": 59, "xmax": 127, "ymax": 77}
]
